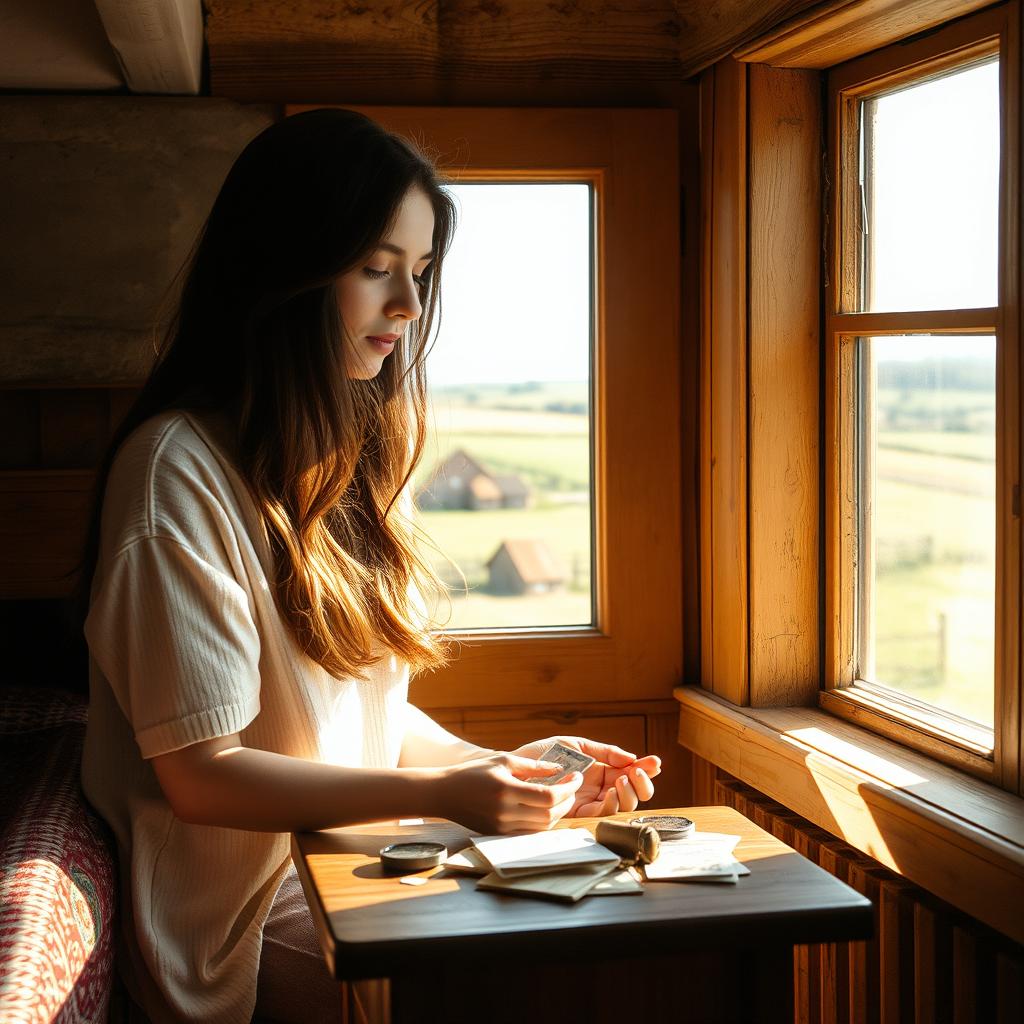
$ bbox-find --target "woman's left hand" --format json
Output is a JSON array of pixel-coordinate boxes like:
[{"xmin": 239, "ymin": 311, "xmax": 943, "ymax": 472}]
[{"xmin": 510, "ymin": 736, "xmax": 662, "ymax": 818}]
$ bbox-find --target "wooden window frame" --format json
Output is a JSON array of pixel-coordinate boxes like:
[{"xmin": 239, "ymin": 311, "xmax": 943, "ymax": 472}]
[
  {"xmin": 821, "ymin": 4, "xmax": 1022, "ymax": 786},
  {"xmin": 690, "ymin": 0, "xmax": 1024, "ymax": 943},
  {"xmin": 287, "ymin": 104, "xmax": 684, "ymax": 712}
]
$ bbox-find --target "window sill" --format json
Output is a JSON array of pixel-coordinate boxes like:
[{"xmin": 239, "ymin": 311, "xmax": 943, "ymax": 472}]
[{"xmin": 675, "ymin": 685, "xmax": 1024, "ymax": 944}]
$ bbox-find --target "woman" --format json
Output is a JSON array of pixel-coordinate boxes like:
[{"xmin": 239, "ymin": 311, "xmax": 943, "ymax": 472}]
[{"xmin": 76, "ymin": 108, "xmax": 661, "ymax": 1024}]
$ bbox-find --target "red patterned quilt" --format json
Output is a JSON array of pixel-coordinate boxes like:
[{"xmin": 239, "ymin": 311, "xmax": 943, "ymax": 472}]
[{"xmin": 0, "ymin": 687, "xmax": 117, "ymax": 1024}]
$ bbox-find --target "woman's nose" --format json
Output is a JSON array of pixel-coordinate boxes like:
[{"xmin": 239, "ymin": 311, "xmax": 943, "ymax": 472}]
[{"xmin": 385, "ymin": 276, "xmax": 422, "ymax": 322}]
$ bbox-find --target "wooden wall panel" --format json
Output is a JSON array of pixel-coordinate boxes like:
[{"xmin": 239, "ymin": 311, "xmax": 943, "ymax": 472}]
[
  {"xmin": 747, "ymin": 64, "xmax": 821, "ymax": 706},
  {"xmin": 701, "ymin": 56, "xmax": 749, "ymax": 706}
]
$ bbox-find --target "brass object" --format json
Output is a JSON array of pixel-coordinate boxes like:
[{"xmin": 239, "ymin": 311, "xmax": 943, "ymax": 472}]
[{"xmin": 595, "ymin": 819, "xmax": 661, "ymax": 865}]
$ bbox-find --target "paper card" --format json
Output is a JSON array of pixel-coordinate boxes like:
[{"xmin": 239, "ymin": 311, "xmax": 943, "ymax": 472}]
[
  {"xmin": 645, "ymin": 854, "xmax": 751, "ymax": 882},
  {"xmin": 471, "ymin": 828, "xmax": 620, "ymax": 878},
  {"xmin": 443, "ymin": 847, "xmax": 490, "ymax": 877},
  {"xmin": 588, "ymin": 866, "xmax": 645, "ymax": 896},
  {"xmin": 476, "ymin": 861, "xmax": 619, "ymax": 902}
]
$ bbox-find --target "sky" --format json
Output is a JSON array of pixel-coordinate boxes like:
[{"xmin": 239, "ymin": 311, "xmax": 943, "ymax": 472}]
[
  {"xmin": 426, "ymin": 183, "xmax": 591, "ymax": 389},
  {"xmin": 869, "ymin": 57, "xmax": 999, "ymax": 327},
  {"xmin": 424, "ymin": 60, "xmax": 999, "ymax": 383}
]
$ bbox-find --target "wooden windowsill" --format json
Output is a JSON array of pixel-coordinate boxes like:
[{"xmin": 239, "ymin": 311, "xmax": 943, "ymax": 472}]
[{"xmin": 675, "ymin": 685, "xmax": 1024, "ymax": 945}]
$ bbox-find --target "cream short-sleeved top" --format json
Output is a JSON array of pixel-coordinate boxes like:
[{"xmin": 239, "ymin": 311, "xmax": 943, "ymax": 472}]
[{"xmin": 81, "ymin": 408, "xmax": 410, "ymax": 1024}]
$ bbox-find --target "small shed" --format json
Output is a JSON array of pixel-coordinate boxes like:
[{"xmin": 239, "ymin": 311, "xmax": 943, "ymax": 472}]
[
  {"xmin": 417, "ymin": 448, "xmax": 531, "ymax": 510},
  {"xmin": 416, "ymin": 449, "xmax": 493, "ymax": 510},
  {"xmin": 491, "ymin": 474, "xmax": 531, "ymax": 509},
  {"xmin": 486, "ymin": 539, "xmax": 566, "ymax": 595}
]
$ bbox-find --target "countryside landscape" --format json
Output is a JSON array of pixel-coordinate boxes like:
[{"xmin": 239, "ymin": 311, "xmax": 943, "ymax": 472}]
[
  {"xmin": 412, "ymin": 380, "xmax": 592, "ymax": 631},
  {"xmin": 412, "ymin": 356, "xmax": 995, "ymax": 728}
]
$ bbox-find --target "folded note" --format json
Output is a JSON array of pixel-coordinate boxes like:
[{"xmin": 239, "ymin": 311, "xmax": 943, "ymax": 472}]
[
  {"xmin": 644, "ymin": 831, "xmax": 749, "ymax": 883},
  {"xmin": 471, "ymin": 828, "xmax": 621, "ymax": 878}
]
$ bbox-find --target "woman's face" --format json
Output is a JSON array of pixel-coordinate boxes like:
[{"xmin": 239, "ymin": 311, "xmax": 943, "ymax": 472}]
[{"xmin": 336, "ymin": 186, "xmax": 436, "ymax": 380}]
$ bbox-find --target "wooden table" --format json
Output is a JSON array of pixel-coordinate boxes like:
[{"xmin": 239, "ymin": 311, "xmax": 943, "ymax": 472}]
[{"xmin": 291, "ymin": 806, "xmax": 873, "ymax": 1024}]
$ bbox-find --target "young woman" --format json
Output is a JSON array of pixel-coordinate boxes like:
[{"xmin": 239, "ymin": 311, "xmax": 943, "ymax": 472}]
[{"xmin": 76, "ymin": 108, "xmax": 662, "ymax": 1024}]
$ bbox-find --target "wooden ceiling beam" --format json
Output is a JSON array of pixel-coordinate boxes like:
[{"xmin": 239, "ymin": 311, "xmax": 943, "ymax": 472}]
[{"xmin": 205, "ymin": 0, "xmax": 824, "ymax": 103}]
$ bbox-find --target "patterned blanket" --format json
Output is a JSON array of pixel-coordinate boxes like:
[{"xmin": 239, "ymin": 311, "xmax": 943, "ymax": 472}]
[{"xmin": 0, "ymin": 687, "xmax": 116, "ymax": 1024}]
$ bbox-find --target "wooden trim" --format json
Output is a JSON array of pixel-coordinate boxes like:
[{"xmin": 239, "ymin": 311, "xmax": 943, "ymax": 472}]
[
  {"xmin": 701, "ymin": 61, "xmax": 750, "ymax": 706},
  {"xmin": 747, "ymin": 64, "xmax": 822, "ymax": 706},
  {"xmin": 820, "ymin": 688, "xmax": 995, "ymax": 777},
  {"xmin": 699, "ymin": 67, "xmax": 716, "ymax": 692},
  {"xmin": 733, "ymin": 0, "xmax": 997, "ymax": 70},
  {"xmin": 826, "ymin": 7, "xmax": 1004, "ymax": 96},
  {"xmin": 822, "ymin": 4, "xmax": 1021, "ymax": 796},
  {"xmin": 828, "ymin": 309, "xmax": 1000, "ymax": 334},
  {"xmin": 996, "ymin": 0, "xmax": 1023, "ymax": 794},
  {"xmin": 286, "ymin": 106, "xmax": 683, "ymax": 710},
  {"xmin": 675, "ymin": 686, "xmax": 1024, "ymax": 944}
]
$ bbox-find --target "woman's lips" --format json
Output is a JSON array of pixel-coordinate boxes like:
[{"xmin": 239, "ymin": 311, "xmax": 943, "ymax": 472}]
[{"xmin": 367, "ymin": 334, "xmax": 398, "ymax": 353}]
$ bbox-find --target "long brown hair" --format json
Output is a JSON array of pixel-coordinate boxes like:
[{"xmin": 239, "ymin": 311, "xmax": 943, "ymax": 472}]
[{"xmin": 72, "ymin": 108, "xmax": 458, "ymax": 680}]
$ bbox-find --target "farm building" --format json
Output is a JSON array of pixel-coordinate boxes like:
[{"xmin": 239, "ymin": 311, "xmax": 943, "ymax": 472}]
[
  {"xmin": 417, "ymin": 448, "xmax": 530, "ymax": 511},
  {"xmin": 486, "ymin": 538, "xmax": 566, "ymax": 595}
]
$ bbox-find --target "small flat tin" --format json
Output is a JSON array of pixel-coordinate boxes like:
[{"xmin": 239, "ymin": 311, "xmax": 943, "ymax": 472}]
[
  {"xmin": 379, "ymin": 841, "xmax": 448, "ymax": 874},
  {"xmin": 630, "ymin": 814, "xmax": 695, "ymax": 840}
]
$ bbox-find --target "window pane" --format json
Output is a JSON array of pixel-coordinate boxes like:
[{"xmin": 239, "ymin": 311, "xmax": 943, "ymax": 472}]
[
  {"xmin": 861, "ymin": 59, "xmax": 999, "ymax": 312},
  {"xmin": 416, "ymin": 183, "xmax": 593, "ymax": 630},
  {"xmin": 857, "ymin": 335, "xmax": 995, "ymax": 727}
]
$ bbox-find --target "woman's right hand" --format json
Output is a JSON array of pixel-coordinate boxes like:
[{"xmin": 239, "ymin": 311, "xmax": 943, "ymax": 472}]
[{"xmin": 437, "ymin": 753, "xmax": 583, "ymax": 834}]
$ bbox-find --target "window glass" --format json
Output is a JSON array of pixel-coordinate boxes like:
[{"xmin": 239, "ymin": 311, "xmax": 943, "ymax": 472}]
[
  {"xmin": 857, "ymin": 334, "xmax": 995, "ymax": 727},
  {"xmin": 415, "ymin": 183, "xmax": 593, "ymax": 630},
  {"xmin": 861, "ymin": 59, "xmax": 999, "ymax": 312}
]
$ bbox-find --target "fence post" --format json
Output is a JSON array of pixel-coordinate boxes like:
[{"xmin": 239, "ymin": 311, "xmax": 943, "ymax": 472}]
[{"xmin": 937, "ymin": 611, "xmax": 948, "ymax": 685}]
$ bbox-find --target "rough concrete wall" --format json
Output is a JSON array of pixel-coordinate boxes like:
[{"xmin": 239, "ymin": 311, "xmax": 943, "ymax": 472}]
[{"xmin": 0, "ymin": 96, "xmax": 276, "ymax": 385}]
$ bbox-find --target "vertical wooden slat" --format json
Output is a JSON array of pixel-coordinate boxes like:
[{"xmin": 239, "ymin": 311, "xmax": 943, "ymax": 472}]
[
  {"xmin": 793, "ymin": 826, "xmax": 825, "ymax": 1024},
  {"xmin": 819, "ymin": 842, "xmax": 852, "ymax": 1024},
  {"xmin": 847, "ymin": 860, "xmax": 882, "ymax": 1024},
  {"xmin": 703, "ymin": 56, "xmax": 749, "ymax": 706},
  {"xmin": 951, "ymin": 925, "xmax": 977, "ymax": 1024},
  {"xmin": 747, "ymin": 63, "xmax": 821, "ymax": 707},
  {"xmin": 995, "ymin": 0, "xmax": 1022, "ymax": 796},
  {"xmin": 879, "ymin": 880, "xmax": 916, "ymax": 1024},
  {"xmin": 700, "ymin": 66, "xmax": 716, "ymax": 693},
  {"xmin": 995, "ymin": 950, "xmax": 1024, "ymax": 1024},
  {"xmin": 914, "ymin": 900, "xmax": 953, "ymax": 1024}
]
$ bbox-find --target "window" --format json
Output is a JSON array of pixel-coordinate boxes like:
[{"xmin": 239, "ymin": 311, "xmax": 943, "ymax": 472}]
[
  {"xmin": 286, "ymin": 104, "xmax": 684, "ymax": 712},
  {"xmin": 417, "ymin": 182, "xmax": 593, "ymax": 630},
  {"xmin": 823, "ymin": 6, "xmax": 1021, "ymax": 777}
]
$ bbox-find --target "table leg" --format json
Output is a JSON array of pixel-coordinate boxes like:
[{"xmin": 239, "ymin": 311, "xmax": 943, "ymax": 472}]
[{"xmin": 387, "ymin": 947, "xmax": 795, "ymax": 1024}]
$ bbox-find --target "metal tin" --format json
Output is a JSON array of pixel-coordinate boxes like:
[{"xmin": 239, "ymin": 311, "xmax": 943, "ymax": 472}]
[
  {"xmin": 630, "ymin": 814, "xmax": 696, "ymax": 840},
  {"xmin": 379, "ymin": 841, "xmax": 448, "ymax": 873}
]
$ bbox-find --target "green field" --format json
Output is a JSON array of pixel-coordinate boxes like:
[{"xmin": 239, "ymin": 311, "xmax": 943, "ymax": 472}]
[
  {"xmin": 415, "ymin": 382, "xmax": 592, "ymax": 629},
  {"xmin": 870, "ymin": 429, "xmax": 995, "ymax": 727},
  {"xmin": 414, "ymin": 384, "xmax": 997, "ymax": 724}
]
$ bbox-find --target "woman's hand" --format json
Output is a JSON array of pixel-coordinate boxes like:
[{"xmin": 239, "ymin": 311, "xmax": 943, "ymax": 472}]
[
  {"xmin": 510, "ymin": 737, "xmax": 662, "ymax": 818},
  {"xmin": 437, "ymin": 752, "xmax": 583, "ymax": 835}
]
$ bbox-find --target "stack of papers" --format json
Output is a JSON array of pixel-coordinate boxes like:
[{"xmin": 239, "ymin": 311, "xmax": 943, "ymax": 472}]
[
  {"xmin": 643, "ymin": 831, "xmax": 749, "ymax": 884},
  {"xmin": 452, "ymin": 829, "xmax": 644, "ymax": 902}
]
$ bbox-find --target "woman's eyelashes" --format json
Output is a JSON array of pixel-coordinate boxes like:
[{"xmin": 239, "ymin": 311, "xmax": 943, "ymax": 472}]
[{"xmin": 363, "ymin": 267, "xmax": 429, "ymax": 288}]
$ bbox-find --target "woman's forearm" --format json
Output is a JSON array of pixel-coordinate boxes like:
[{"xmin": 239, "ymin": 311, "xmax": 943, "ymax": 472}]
[
  {"xmin": 398, "ymin": 702, "xmax": 497, "ymax": 767},
  {"xmin": 172, "ymin": 744, "xmax": 443, "ymax": 832}
]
